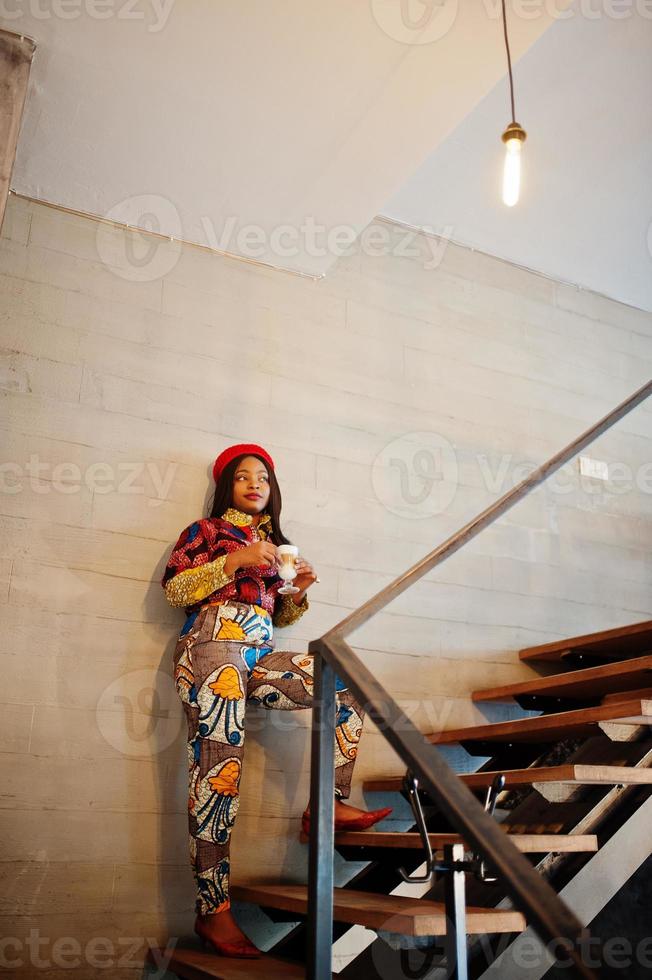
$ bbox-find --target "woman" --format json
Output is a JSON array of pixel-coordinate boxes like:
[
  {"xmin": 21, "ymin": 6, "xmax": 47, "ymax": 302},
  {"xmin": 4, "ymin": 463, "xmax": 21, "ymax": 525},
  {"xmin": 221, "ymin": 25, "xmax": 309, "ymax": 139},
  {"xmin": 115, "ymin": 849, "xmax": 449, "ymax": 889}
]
[{"xmin": 162, "ymin": 443, "xmax": 392, "ymax": 958}]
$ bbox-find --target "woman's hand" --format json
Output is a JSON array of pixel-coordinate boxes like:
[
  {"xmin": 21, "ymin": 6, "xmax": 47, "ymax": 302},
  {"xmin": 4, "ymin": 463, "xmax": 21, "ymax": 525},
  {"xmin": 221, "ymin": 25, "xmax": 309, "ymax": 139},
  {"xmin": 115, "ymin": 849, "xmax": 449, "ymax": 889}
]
[
  {"xmin": 292, "ymin": 557, "xmax": 319, "ymax": 594},
  {"xmin": 226, "ymin": 541, "xmax": 278, "ymax": 574}
]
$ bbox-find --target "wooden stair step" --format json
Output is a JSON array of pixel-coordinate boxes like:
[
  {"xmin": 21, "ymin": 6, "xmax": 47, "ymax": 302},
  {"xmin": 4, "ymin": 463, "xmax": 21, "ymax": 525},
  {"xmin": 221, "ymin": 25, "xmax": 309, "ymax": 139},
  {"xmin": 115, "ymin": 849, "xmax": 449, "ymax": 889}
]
[
  {"xmin": 145, "ymin": 945, "xmax": 310, "ymax": 979},
  {"xmin": 426, "ymin": 699, "xmax": 652, "ymax": 749},
  {"xmin": 519, "ymin": 619, "xmax": 652, "ymax": 664},
  {"xmin": 299, "ymin": 829, "xmax": 597, "ymax": 853},
  {"xmin": 231, "ymin": 883, "xmax": 525, "ymax": 936},
  {"xmin": 472, "ymin": 655, "xmax": 652, "ymax": 703},
  {"xmin": 603, "ymin": 687, "xmax": 652, "ymax": 704},
  {"xmin": 364, "ymin": 763, "xmax": 652, "ymax": 794}
]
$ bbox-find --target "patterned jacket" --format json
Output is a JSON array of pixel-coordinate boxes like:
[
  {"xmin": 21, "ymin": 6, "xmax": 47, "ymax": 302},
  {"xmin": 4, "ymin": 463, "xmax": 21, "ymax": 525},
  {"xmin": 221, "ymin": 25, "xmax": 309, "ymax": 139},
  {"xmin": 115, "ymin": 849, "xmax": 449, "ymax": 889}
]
[{"xmin": 161, "ymin": 506, "xmax": 308, "ymax": 629}]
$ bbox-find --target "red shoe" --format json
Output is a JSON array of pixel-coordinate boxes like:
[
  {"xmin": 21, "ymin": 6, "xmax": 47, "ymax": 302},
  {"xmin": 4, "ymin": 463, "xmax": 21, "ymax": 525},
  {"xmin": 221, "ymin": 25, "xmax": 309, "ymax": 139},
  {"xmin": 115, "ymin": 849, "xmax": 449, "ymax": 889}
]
[
  {"xmin": 301, "ymin": 805, "xmax": 393, "ymax": 836},
  {"xmin": 195, "ymin": 924, "xmax": 261, "ymax": 959}
]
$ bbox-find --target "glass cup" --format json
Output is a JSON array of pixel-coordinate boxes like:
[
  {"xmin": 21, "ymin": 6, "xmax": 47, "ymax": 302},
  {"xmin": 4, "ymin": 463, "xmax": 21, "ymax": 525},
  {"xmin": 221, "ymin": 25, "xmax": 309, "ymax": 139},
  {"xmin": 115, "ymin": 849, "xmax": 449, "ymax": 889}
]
[{"xmin": 276, "ymin": 544, "xmax": 300, "ymax": 594}]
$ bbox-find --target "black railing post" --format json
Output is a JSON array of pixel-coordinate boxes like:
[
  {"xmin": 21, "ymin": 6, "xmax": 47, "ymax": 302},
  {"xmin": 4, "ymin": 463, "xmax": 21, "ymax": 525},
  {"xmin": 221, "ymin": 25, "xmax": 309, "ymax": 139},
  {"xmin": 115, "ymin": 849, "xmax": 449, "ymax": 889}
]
[
  {"xmin": 443, "ymin": 842, "xmax": 469, "ymax": 980},
  {"xmin": 307, "ymin": 652, "xmax": 336, "ymax": 980}
]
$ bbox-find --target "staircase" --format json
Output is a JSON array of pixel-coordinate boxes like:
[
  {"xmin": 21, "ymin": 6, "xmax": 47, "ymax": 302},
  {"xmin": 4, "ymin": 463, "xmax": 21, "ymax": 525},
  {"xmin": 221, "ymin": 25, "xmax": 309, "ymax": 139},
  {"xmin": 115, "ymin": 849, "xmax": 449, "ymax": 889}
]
[
  {"xmin": 146, "ymin": 618, "xmax": 652, "ymax": 980},
  {"xmin": 146, "ymin": 381, "xmax": 652, "ymax": 979}
]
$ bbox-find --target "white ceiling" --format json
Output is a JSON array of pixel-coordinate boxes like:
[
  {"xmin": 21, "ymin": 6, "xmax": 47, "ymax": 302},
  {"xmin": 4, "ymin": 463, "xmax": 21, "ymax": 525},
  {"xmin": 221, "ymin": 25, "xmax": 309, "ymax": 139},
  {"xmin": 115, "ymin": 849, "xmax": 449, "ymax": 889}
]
[
  {"xmin": 382, "ymin": 2, "xmax": 652, "ymax": 312},
  {"xmin": 3, "ymin": 2, "xmax": 650, "ymax": 310},
  {"xmin": 4, "ymin": 2, "xmax": 560, "ymax": 276}
]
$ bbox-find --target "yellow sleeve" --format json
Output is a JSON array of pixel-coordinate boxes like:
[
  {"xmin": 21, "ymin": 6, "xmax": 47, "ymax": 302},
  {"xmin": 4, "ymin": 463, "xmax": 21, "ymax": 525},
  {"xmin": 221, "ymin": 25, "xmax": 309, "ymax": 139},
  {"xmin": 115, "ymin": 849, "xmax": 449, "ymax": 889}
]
[
  {"xmin": 164, "ymin": 554, "xmax": 235, "ymax": 608},
  {"xmin": 273, "ymin": 592, "xmax": 309, "ymax": 628}
]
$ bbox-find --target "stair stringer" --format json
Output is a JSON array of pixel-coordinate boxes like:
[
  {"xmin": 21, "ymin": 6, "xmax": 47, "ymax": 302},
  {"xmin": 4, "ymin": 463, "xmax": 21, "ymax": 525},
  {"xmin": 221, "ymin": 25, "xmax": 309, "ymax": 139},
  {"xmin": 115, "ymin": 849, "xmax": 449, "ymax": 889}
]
[{"xmin": 477, "ymin": 794, "xmax": 652, "ymax": 980}]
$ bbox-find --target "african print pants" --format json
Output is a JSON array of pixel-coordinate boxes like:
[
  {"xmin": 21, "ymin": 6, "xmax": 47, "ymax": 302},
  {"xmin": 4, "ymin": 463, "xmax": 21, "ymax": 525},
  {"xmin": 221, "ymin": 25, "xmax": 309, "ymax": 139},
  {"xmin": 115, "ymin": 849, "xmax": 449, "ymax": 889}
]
[{"xmin": 172, "ymin": 600, "xmax": 365, "ymax": 915}]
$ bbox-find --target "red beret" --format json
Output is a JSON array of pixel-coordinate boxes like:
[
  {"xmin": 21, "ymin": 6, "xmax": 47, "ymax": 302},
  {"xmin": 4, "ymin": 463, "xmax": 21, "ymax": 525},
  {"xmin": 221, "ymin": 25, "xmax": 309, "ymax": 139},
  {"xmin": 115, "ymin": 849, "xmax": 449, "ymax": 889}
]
[{"xmin": 213, "ymin": 443, "xmax": 275, "ymax": 483}]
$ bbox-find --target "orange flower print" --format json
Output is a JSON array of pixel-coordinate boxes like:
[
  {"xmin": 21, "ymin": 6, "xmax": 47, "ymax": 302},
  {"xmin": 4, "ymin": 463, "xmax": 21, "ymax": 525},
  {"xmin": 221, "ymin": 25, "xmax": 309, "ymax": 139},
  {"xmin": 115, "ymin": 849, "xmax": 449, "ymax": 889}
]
[
  {"xmin": 208, "ymin": 664, "xmax": 244, "ymax": 700},
  {"xmin": 198, "ymin": 664, "xmax": 245, "ymax": 744},
  {"xmin": 214, "ymin": 618, "xmax": 247, "ymax": 641},
  {"xmin": 208, "ymin": 759, "xmax": 241, "ymax": 797},
  {"xmin": 197, "ymin": 759, "xmax": 242, "ymax": 843}
]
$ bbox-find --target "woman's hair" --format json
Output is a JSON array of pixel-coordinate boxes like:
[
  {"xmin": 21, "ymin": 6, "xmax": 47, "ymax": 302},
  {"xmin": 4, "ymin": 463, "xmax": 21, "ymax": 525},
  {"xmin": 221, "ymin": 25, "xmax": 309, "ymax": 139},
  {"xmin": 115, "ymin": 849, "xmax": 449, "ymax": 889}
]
[{"xmin": 208, "ymin": 452, "xmax": 291, "ymax": 545}]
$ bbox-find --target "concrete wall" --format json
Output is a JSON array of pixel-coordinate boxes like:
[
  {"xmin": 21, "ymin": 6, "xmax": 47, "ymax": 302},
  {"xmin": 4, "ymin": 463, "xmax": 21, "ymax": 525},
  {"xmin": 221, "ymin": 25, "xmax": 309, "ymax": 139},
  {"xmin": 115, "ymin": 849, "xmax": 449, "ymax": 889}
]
[{"xmin": 0, "ymin": 192, "xmax": 650, "ymax": 976}]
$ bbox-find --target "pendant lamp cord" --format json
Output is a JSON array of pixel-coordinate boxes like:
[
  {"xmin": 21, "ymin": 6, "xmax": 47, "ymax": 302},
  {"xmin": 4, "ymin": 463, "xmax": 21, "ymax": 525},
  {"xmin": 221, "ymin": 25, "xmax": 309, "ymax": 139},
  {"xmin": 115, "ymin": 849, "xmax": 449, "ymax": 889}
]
[{"xmin": 501, "ymin": 0, "xmax": 516, "ymax": 123}]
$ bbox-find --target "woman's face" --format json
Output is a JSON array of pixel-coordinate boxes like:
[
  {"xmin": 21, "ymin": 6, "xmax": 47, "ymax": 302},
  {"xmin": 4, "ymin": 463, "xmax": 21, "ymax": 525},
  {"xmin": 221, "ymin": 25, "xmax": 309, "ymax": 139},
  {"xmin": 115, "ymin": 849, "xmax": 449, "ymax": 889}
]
[{"xmin": 231, "ymin": 455, "xmax": 271, "ymax": 515}]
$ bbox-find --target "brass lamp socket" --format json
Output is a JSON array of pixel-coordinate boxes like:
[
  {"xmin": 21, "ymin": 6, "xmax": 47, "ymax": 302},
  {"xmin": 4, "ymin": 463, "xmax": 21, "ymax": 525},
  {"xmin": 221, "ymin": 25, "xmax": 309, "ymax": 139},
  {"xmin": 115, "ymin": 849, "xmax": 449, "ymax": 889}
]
[{"xmin": 501, "ymin": 122, "xmax": 527, "ymax": 144}]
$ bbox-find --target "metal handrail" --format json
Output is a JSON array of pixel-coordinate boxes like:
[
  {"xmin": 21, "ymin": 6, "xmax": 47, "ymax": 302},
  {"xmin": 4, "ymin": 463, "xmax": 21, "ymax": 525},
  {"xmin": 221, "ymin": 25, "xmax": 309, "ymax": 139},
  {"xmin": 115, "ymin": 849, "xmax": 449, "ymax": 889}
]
[{"xmin": 307, "ymin": 379, "xmax": 652, "ymax": 980}]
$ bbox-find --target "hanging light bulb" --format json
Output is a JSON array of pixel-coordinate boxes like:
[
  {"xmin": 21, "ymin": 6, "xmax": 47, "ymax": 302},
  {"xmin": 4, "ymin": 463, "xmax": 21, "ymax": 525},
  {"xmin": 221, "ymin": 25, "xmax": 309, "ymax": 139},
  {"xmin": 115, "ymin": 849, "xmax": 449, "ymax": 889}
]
[
  {"xmin": 501, "ymin": 121, "xmax": 526, "ymax": 207},
  {"xmin": 499, "ymin": 0, "xmax": 527, "ymax": 207}
]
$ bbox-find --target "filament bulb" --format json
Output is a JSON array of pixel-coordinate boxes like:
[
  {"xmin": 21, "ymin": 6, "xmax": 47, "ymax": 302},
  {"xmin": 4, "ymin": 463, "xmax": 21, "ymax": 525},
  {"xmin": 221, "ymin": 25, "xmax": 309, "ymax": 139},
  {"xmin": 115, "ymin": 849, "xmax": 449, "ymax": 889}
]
[{"xmin": 501, "ymin": 123, "xmax": 526, "ymax": 207}]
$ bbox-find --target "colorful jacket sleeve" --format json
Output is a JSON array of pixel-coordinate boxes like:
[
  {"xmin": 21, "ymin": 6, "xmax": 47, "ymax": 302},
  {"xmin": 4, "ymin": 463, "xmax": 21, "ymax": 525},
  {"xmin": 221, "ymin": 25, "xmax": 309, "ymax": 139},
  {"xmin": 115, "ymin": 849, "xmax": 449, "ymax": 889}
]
[
  {"xmin": 272, "ymin": 590, "xmax": 310, "ymax": 628},
  {"xmin": 161, "ymin": 520, "xmax": 235, "ymax": 609}
]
